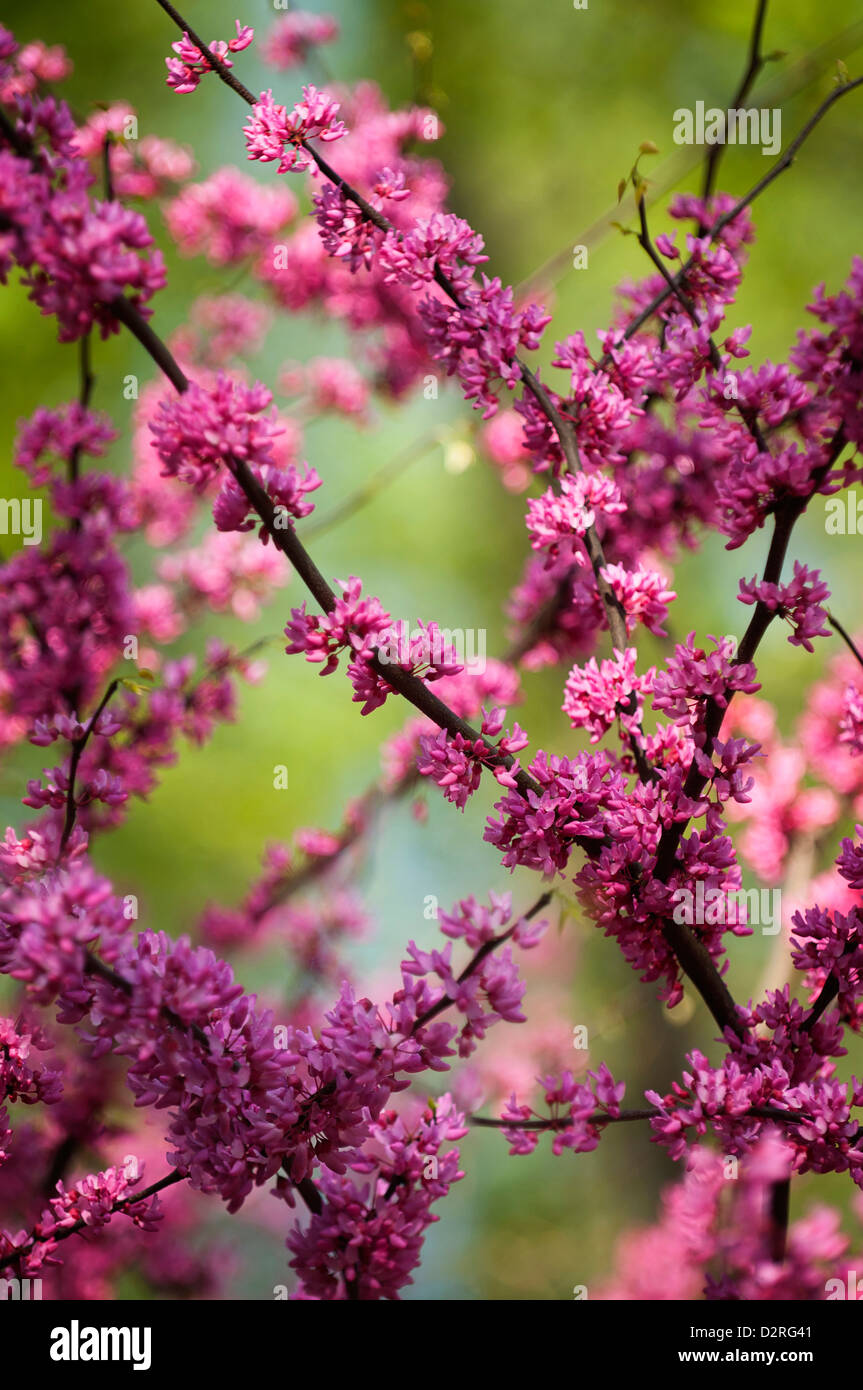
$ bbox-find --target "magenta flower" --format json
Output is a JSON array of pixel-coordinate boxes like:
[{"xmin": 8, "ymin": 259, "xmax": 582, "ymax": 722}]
[
  {"xmin": 563, "ymin": 647, "xmax": 653, "ymax": 743},
  {"xmin": 244, "ymin": 86, "xmax": 346, "ymax": 175},
  {"xmin": 738, "ymin": 561, "xmax": 831, "ymax": 652},
  {"xmin": 526, "ymin": 472, "xmax": 625, "ymax": 563},
  {"xmin": 150, "ymin": 374, "xmax": 283, "ymax": 491},
  {"xmin": 165, "ymin": 21, "xmax": 254, "ymax": 95}
]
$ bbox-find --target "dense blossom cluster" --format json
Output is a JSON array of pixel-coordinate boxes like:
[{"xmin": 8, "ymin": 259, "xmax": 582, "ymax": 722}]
[
  {"xmin": 0, "ymin": 8, "xmax": 862, "ymax": 1305},
  {"xmin": 244, "ymin": 85, "xmax": 346, "ymax": 174},
  {"xmin": 285, "ymin": 1096, "xmax": 465, "ymax": 1299}
]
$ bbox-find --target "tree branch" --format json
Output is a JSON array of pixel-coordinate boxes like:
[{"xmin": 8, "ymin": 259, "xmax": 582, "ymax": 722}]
[{"xmin": 700, "ymin": 0, "xmax": 771, "ymax": 210}]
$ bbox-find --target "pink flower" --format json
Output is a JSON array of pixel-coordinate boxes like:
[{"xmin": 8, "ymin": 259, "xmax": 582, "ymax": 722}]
[
  {"xmin": 157, "ymin": 530, "xmax": 286, "ymax": 622},
  {"xmin": 166, "ymin": 21, "xmax": 254, "ymax": 95},
  {"xmin": 480, "ymin": 409, "xmax": 532, "ymax": 491},
  {"xmin": 652, "ymin": 633, "xmax": 760, "ymax": 728},
  {"xmin": 281, "ymin": 356, "xmax": 370, "ymax": 420},
  {"xmin": 563, "ymin": 648, "xmax": 653, "ymax": 743},
  {"xmin": 284, "ymin": 578, "xmax": 391, "ymax": 676},
  {"xmin": 243, "ymin": 86, "xmax": 346, "ymax": 175},
  {"xmin": 738, "ymin": 562, "xmax": 831, "ymax": 653},
  {"xmin": 526, "ymin": 472, "xmax": 626, "ymax": 562},
  {"xmin": 25, "ymin": 193, "xmax": 165, "ymax": 342},
  {"xmin": 313, "ymin": 183, "xmax": 383, "ymax": 271},
  {"xmin": 417, "ymin": 709, "xmax": 527, "ymax": 809},
  {"xmin": 379, "ymin": 213, "xmax": 487, "ymax": 295},
  {"xmin": 501, "ymin": 1065, "xmax": 625, "ymax": 1157},
  {"xmin": 600, "ymin": 563, "xmax": 677, "ymax": 637},
  {"xmin": 839, "ymin": 685, "xmax": 863, "ymax": 757},
  {"xmin": 149, "ymin": 374, "xmax": 283, "ymax": 491},
  {"xmin": 287, "ymin": 1098, "xmax": 464, "ymax": 1299},
  {"xmin": 173, "ymin": 294, "xmax": 271, "ymax": 367},
  {"xmin": 15, "ymin": 403, "xmax": 116, "ymax": 487},
  {"xmin": 420, "ymin": 276, "xmax": 551, "ymax": 418},
  {"xmin": 213, "ymin": 461, "xmax": 322, "ymax": 534}
]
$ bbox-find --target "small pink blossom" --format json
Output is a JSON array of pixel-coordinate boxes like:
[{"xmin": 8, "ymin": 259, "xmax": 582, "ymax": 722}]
[{"xmin": 166, "ymin": 21, "xmax": 253, "ymax": 95}]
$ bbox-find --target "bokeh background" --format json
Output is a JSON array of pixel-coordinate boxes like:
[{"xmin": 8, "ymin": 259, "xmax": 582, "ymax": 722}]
[{"xmin": 1, "ymin": 0, "xmax": 862, "ymax": 1298}]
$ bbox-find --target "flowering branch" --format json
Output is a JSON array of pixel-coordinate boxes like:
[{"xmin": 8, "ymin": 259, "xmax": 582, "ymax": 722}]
[
  {"xmin": 150, "ymin": 0, "xmax": 638, "ymax": 653},
  {"xmin": 0, "ymin": 1169, "xmax": 183, "ymax": 1274},
  {"xmin": 620, "ymin": 75, "xmax": 863, "ymax": 347}
]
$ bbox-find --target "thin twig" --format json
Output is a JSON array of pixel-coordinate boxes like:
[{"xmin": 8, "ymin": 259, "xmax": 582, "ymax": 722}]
[
  {"xmin": 827, "ymin": 610, "xmax": 863, "ymax": 671},
  {"xmin": 411, "ymin": 891, "xmax": 552, "ymax": 1033},
  {"xmin": 57, "ymin": 678, "xmax": 120, "ymax": 860},
  {"xmin": 149, "ymin": 0, "xmax": 638, "ymax": 655},
  {"xmin": 701, "ymin": 0, "xmax": 770, "ymax": 211},
  {"xmin": 618, "ymin": 76, "xmax": 863, "ymax": 351},
  {"xmin": 0, "ymin": 1171, "xmax": 184, "ymax": 1273}
]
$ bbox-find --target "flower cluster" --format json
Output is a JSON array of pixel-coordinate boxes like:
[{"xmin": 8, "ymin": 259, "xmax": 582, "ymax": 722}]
[
  {"xmin": 284, "ymin": 578, "xmax": 390, "ymax": 676},
  {"xmin": 501, "ymin": 1064, "xmax": 625, "ymax": 1156},
  {"xmin": 416, "ymin": 709, "xmax": 528, "ymax": 809},
  {"xmin": 653, "ymin": 633, "xmax": 760, "ymax": 730},
  {"xmin": 149, "ymin": 375, "xmax": 283, "ymax": 491},
  {"xmin": 166, "ymin": 167, "xmax": 296, "ymax": 264},
  {"xmin": 563, "ymin": 647, "xmax": 653, "ymax": 743},
  {"xmin": 738, "ymin": 561, "xmax": 831, "ymax": 652},
  {"xmin": 244, "ymin": 86, "xmax": 346, "ymax": 175},
  {"xmin": 3, "ymin": 127, "xmax": 166, "ymax": 339},
  {"xmin": 166, "ymin": 21, "xmax": 254, "ymax": 95},
  {"xmin": 526, "ymin": 472, "xmax": 626, "ymax": 563}
]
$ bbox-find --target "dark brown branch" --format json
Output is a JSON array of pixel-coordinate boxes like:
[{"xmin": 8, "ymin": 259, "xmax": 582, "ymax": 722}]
[
  {"xmin": 470, "ymin": 1103, "xmax": 806, "ymax": 1132},
  {"xmin": 57, "ymin": 678, "xmax": 120, "ymax": 859},
  {"xmin": 701, "ymin": 0, "xmax": 771, "ymax": 210}
]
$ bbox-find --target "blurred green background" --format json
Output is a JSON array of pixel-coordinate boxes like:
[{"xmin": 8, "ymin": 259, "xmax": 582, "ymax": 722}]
[{"xmin": 1, "ymin": 0, "xmax": 862, "ymax": 1299}]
